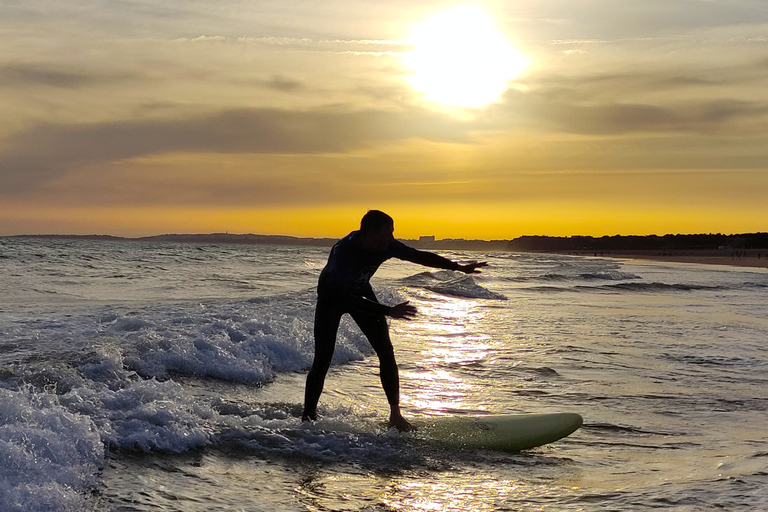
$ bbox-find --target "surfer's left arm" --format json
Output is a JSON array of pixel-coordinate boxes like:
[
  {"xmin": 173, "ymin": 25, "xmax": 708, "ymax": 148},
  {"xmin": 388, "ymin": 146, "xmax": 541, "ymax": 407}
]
[{"xmin": 392, "ymin": 242, "xmax": 488, "ymax": 274}]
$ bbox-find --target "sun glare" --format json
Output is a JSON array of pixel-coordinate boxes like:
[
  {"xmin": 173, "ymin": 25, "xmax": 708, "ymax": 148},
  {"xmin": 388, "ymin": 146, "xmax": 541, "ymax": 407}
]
[{"xmin": 404, "ymin": 5, "xmax": 527, "ymax": 109}]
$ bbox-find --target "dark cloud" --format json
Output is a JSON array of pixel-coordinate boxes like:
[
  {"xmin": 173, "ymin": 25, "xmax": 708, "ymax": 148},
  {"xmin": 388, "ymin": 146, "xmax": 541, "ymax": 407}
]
[
  {"xmin": 0, "ymin": 64, "xmax": 98, "ymax": 89},
  {"xmin": 534, "ymin": 98, "xmax": 768, "ymax": 135},
  {"xmin": 264, "ymin": 75, "xmax": 304, "ymax": 92},
  {"xmin": 0, "ymin": 107, "xmax": 471, "ymax": 193},
  {"xmin": 496, "ymin": 63, "xmax": 768, "ymax": 135},
  {"xmin": 523, "ymin": 56, "xmax": 768, "ymax": 100},
  {"xmin": 0, "ymin": 63, "xmax": 139, "ymax": 90}
]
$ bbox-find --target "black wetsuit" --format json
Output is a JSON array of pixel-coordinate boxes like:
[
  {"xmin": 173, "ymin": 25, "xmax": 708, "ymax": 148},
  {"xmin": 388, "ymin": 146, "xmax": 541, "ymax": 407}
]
[{"xmin": 302, "ymin": 231, "xmax": 460, "ymax": 420}]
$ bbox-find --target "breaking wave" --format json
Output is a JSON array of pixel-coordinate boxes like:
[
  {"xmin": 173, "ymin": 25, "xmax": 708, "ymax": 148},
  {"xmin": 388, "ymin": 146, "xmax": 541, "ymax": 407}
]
[{"xmin": 398, "ymin": 271, "xmax": 507, "ymax": 300}]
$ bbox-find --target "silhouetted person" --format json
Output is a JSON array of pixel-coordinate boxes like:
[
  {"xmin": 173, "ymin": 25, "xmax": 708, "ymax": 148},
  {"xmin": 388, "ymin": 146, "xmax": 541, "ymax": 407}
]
[{"xmin": 302, "ymin": 210, "xmax": 486, "ymax": 431}]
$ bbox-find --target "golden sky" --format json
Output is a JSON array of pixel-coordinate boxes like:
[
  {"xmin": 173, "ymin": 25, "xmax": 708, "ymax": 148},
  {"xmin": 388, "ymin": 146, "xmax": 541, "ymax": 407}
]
[{"xmin": 1, "ymin": 0, "xmax": 767, "ymax": 239}]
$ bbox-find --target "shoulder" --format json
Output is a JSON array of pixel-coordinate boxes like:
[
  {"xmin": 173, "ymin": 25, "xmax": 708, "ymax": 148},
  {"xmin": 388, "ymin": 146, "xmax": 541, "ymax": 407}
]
[
  {"xmin": 388, "ymin": 239, "xmax": 418, "ymax": 257},
  {"xmin": 331, "ymin": 231, "xmax": 358, "ymax": 251}
]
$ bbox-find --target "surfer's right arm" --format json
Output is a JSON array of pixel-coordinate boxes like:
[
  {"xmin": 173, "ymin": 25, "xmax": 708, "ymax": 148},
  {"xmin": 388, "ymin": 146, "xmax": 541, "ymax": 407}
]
[{"xmin": 387, "ymin": 301, "xmax": 417, "ymax": 319}]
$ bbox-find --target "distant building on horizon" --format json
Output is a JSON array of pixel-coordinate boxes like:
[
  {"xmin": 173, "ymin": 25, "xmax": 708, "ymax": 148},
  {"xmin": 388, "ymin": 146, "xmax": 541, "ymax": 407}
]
[{"xmin": 419, "ymin": 235, "xmax": 436, "ymax": 243}]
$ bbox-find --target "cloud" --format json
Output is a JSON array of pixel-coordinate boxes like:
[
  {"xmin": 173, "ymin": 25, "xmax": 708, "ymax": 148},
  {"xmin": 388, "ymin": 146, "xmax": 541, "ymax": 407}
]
[
  {"xmin": 264, "ymin": 75, "xmax": 304, "ymax": 92},
  {"xmin": 0, "ymin": 63, "xmax": 113, "ymax": 89},
  {"xmin": 496, "ymin": 58, "xmax": 768, "ymax": 135},
  {"xmin": 0, "ymin": 107, "xmax": 471, "ymax": 193},
  {"xmin": 534, "ymin": 98, "xmax": 768, "ymax": 135},
  {"xmin": 524, "ymin": 54, "xmax": 768, "ymax": 97},
  {"xmin": 510, "ymin": 0, "xmax": 768, "ymax": 40}
]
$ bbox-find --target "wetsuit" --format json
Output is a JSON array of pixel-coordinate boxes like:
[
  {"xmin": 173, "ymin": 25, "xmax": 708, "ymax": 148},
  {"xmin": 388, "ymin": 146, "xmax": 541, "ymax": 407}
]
[{"xmin": 302, "ymin": 231, "xmax": 460, "ymax": 420}]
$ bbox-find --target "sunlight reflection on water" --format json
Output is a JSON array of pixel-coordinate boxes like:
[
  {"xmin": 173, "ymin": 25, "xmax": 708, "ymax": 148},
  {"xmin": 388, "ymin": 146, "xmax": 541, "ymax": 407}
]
[
  {"xmin": 397, "ymin": 292, "xmax": 497, "ymax": 416},
  {"xmin": 380, "ymin": 471, "xmax": 581, "ymax": 512}
]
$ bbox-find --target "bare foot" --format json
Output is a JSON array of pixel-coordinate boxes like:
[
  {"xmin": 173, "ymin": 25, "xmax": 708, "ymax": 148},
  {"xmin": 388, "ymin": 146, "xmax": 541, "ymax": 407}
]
[{"xmin": 389, "ymin": 414, "xmax": 417, "ymax": 432}]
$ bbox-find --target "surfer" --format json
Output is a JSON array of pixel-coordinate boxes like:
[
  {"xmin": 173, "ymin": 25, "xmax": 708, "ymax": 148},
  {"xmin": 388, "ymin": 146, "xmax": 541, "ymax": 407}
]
[{"xmin": 302, "ymin": 210, "xmax": 487, "ymax": 431}]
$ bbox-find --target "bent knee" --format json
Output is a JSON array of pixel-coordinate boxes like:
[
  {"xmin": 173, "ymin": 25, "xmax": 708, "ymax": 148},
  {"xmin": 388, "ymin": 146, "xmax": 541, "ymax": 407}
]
[{"xmin": 376, "ymin": 349, "xmax": 396, "ymax": 367}]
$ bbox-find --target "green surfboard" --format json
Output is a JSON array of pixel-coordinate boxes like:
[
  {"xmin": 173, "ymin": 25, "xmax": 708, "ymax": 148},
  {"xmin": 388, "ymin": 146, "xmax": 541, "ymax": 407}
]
[{"xmin": 417, "ymin": 412, "xmax": 583, "ymax": 452}]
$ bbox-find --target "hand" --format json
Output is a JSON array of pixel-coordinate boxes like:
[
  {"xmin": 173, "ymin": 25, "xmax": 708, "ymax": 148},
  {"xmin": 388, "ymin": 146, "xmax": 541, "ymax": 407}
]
[
  {"xmin": 388, "ymin": 301, "xmax": 417, "ymax": 320},
  {"xmin": 457, "ymin": 261, "xmax": 488, "ymax": 274}
]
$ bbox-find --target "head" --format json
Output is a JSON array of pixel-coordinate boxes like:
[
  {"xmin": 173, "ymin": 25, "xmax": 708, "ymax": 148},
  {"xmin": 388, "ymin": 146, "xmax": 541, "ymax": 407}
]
[{"xmin": 359, "ymin": 210, "xmax": 395, "ymax": 251}]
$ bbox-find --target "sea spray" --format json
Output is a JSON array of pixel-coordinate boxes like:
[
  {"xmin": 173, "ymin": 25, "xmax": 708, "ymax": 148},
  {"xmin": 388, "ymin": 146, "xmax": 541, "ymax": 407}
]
[{"xmin": 0, "ymin": 387, "xmax": 104, "ymax": 512}]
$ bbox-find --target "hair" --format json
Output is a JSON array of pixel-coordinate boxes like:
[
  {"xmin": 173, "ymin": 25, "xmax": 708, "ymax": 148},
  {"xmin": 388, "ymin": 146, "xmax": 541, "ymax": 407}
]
[{"xmin": 360, "ymin": 210, "xmax": 394, "ymax": 234}]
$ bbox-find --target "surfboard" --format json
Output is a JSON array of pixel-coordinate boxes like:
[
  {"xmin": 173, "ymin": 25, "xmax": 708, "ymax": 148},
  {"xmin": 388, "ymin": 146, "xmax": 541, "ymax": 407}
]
[{"xmin": 417, "ymin": 412, "xmax": 583, "ymax": 452}]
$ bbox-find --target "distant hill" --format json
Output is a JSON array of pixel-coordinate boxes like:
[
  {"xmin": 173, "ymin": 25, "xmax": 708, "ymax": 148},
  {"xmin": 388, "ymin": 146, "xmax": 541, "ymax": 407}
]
[
  {"xmin": 8, "ymin": 233, "xmax": 337, "ymax": 247},
  {"xmin": 139, "ymin": 233, "xmax": 337, "ymax": 247}
]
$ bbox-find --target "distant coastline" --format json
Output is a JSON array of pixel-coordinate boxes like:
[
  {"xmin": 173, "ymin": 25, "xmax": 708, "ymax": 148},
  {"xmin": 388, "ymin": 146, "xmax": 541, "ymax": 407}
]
[
  {"xmin": 6, "ymin": 232, "xmax": 768, "ymax": 269},
  {"xmin": 6, "ymin": 231, "xmax": 768, "ymax": 251},
  {"xmin": 5, "ymin": 232, "xmax": 339, "ymax": 248}
]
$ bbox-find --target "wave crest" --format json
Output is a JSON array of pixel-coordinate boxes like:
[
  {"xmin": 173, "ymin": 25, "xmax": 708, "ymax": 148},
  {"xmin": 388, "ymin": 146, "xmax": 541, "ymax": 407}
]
[{"xmin": 399, "ymin": 271, "xmax": 507, "ymax": 300}]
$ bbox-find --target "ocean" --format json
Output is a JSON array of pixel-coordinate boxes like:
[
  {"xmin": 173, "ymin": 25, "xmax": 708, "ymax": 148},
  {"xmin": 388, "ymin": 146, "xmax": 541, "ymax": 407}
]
[{"xmin": 1, "ymin": 236, "xmax": 766, "ymax": 511}]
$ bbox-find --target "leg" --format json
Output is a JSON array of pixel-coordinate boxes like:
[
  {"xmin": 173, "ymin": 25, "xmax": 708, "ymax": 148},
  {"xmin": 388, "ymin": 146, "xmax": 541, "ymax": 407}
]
[
  {"xmin": 350, "ymin": 310, "xmax": 416, "ymax": 432},
  {"xmin": 303, "ymin": 299, "xmax": 342, "ymax": 421}
]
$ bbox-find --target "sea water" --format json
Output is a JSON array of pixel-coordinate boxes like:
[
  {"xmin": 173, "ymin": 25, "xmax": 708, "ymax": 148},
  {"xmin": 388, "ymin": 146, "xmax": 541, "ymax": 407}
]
[{"xmin": 1, "ymin": 237, "xmax": 766, "ymax": 511}]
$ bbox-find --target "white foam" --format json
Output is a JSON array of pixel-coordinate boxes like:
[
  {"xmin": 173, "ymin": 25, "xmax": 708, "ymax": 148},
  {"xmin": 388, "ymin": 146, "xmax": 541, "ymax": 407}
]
[
  {"xmin": 64, "ymin": 379, "xmax": 215, "ymax": 452},
  {"xmin": 108, "ymin": 297, "xmax": 371, "ymax": 384},
  {"xmin": 0, "ymin": 288, "xmax": 390, "ymax": 510},
  {"xmin": 579, "ymin": 271, "xmax": 640, "ymax": 281},
  {"xmin": 0, "ymin": 388, "xmax": 104, "ymax": 512}
]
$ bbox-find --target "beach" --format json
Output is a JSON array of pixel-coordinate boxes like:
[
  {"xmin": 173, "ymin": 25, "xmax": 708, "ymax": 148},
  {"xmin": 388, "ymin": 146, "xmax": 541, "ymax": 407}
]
[{"xmin": 558, "ymin": 249, "xmax": 768, "ymax": 270}]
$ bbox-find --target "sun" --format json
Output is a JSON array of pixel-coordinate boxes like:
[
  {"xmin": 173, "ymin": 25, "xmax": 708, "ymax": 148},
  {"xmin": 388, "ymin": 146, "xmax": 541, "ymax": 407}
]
[{"xmin": 404, "ymin": 5, "xmax": 527, "ymax": 109}]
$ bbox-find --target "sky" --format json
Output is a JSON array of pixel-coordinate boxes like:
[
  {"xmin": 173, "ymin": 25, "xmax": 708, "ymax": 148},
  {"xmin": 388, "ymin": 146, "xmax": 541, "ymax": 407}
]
[{"xmin": 1, "ymin": 0, "xmax": 768, "ymax": 240}]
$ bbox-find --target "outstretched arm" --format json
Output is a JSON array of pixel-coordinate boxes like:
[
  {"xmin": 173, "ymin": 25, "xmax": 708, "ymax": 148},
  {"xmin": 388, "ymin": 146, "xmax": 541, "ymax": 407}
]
[{"xmin": 395, "ymin": 242, "xmax": 488, "ymax": 274}]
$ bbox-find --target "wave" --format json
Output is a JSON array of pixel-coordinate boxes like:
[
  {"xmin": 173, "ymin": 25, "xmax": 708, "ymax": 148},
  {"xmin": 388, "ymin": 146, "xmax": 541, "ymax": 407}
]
[
  {"xmin": 662, "ymin": 354, "xmax": 756, "ymax": 367},
  {"xmin": 522, "ymin": 281, "xmax": 726, "ymax": 294},
  {"xmin": 399, "ymin": 271, "xmax": 507, "ymax": 300},
  {"xmin": 583, "ymin": 422, "xmax": 674, "ymax": 436},
  {"xmin": 518, "ymin": 285, "xmax": 574, "ymax": 293},
  {"xmin": 587, "ymin": 282, "xmax": 725, "ymax": 292},
  {"xmin": 498, "ymin": 271, "xmax": 639, "ymax": 284},
  {"xmin": 0, "ymin": 387, "xmax": 104, "ymax": 512},
  {"xmin": 0, "ymin": 291, "xmax": 388, "ymax": 511},
  {"xmin": 0, "ymin": 380, "xmax": 422, "ymax": 511},
  {"xmin": 578, "ymin": 271, "xmax": 640, "ymax": 281}
]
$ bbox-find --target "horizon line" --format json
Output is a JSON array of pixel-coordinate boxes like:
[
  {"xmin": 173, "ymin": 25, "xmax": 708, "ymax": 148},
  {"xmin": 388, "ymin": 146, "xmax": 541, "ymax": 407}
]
[{"xmin": 4, "ymin": 230, "xmax": 767, "ymax": 242}]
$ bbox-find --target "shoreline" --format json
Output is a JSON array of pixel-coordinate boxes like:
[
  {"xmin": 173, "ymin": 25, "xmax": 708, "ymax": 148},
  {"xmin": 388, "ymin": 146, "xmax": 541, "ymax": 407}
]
[{"xmin": 557, "ymin": 249, "xmax": 768, "ymax": 270}]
